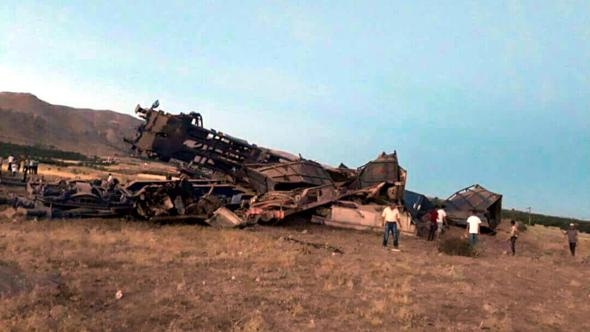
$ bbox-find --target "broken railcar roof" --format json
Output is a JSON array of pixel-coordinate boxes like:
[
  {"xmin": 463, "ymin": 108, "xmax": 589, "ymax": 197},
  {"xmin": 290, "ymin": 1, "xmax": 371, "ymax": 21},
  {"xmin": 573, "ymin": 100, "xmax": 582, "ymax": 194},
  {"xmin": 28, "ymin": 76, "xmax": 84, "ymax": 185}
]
[
  {"xmin": 244, "ymin": 160, "xmax": 335, "ymax": 193},
  {"xmin": 445, "ymin": 184, "xmax": 502, "ymax": 213}
]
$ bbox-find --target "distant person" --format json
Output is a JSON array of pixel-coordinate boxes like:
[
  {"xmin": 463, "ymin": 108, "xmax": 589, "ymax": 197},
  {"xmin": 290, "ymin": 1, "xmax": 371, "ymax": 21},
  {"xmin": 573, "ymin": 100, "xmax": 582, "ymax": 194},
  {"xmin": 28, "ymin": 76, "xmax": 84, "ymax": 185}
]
[
  {"xmin": 31, "ymin": 160, "xmax": 38, "ymax": 174},
  {"xmin": 25, "ymin": 159, "xmax": 30, "ymax": 174},
  {"xmin": 7, "ymin": 155, "xmax": 14, "ymax": 171},
  {"xmin": 10, "ymin": 162, "xmax": 18, "ymax": 176},
  {"xmin": 509, "ymin": 220, "xmax": 519, "ymax": 256},
  {"xmin": 382, "ymin": 202, "xmax": 401, "ymax": 248},
  {"xmin": 106, "ymin": 174, "xmax": 118, "ymax": 191},
  {"xmin": 22, "ymin": 161, "xmax": 28, "ymax": 182},
  {"xmin": 466, "ymin": 210, "xmax": 482, "ymax": 246},
  {"xmin": 437, "ymin": 205, "xmax": 447, "ymax": 236},
  {"xmin": 28, "ymin": 159, "xmax": 35, "ymax": 175},
  {"xmin": 427, "ymin": 208, "xmax": 438, "ymax": 241},
  {"xmin": 563, "ymin": 223, "xmax": 578, "ymax": 256}
]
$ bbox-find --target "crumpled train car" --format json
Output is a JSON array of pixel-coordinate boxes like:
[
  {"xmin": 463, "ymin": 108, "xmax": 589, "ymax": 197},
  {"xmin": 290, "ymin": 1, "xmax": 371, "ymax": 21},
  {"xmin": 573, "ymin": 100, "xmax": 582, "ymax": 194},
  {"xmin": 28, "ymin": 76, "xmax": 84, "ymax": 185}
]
[{"xmin": 444, "ymin": 184, "xmax": 502, "ymax": 230}]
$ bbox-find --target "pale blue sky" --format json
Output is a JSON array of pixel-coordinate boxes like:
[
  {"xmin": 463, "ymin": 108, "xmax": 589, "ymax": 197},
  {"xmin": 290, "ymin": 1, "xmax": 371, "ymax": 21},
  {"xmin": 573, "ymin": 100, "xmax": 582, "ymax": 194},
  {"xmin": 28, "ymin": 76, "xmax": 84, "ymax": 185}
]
[{"xmin": 1, "ymin": 1, "xmax": 589, "ymax": 219}]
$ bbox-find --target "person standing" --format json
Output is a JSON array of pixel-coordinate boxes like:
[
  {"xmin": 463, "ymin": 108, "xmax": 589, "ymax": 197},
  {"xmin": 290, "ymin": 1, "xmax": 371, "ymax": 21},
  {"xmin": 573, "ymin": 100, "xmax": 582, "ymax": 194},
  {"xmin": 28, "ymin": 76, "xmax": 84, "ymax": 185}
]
[
  {"xmin": 427, "ymin": 208, "xmax": 438, "ymax": 241},
  {"xmin": 23, "ymin": 158, "xmax": 29, "ymax": 175},
  {"xmin": 563, "ymin": 223, "xmax": 578, "ymax": 256},
  {"xmin": 10, "ymin": 162, "xmax": 18, "ymax": 176},
  {"xmin": 7, "ymin": 155, "xmax": 14, "ymax": 172},
  {"xmin": 382, "ymin": 202, "xmax": 401, "ymax": 248},
  {"xmin": 466, "ymin": 210, "xmax": 482, "ymax": 246},
  {"xmin": 437, "ymin": 205, "xmax": 447, "ymax": 236},
  {"xmin": 32, "ymin": 160, "xmax": 38, "ymax": 174},
  {"xmin": 509, "ymin": 220, "xmax": 519, "ymax": 256}
]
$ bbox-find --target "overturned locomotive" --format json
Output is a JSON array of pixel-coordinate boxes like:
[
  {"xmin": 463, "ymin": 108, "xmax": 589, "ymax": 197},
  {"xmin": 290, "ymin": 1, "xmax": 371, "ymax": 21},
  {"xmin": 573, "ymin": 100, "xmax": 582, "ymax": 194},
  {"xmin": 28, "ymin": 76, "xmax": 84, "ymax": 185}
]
[{"xmin": 125, "ymin": 101, "xmax": 410, "ymax": 229}]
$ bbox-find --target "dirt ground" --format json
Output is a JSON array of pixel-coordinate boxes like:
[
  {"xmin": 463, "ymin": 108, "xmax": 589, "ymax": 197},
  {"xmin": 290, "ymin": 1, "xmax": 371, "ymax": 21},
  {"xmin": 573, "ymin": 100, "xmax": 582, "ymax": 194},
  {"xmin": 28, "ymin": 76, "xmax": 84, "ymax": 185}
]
[
  {"xmin": 1, "ymin": 162, "xmax": 589, "ymax": 331},
  {"xmin": 1, "ymin": 211, "xmax": 589, "ymax": 331}
]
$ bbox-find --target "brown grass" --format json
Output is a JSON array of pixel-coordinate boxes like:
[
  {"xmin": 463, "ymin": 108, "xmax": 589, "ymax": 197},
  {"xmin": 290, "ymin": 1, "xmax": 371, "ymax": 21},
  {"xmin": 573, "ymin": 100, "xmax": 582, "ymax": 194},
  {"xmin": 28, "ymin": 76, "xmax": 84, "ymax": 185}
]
[
  {"xmin": 2, "ymin": 161, "xmax": 590, "ymax": 331},
  {"xmin": 1, "ymin": 217, "xmax": 589, "ymax": 331}
]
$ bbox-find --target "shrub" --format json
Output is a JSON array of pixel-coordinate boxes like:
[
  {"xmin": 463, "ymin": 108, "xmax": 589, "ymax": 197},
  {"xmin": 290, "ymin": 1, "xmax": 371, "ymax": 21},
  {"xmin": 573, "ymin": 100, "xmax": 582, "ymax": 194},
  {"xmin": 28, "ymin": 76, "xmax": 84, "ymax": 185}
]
[{"xmin": 438, "ymin": 237, "xmax": 478, "ymax": 257}]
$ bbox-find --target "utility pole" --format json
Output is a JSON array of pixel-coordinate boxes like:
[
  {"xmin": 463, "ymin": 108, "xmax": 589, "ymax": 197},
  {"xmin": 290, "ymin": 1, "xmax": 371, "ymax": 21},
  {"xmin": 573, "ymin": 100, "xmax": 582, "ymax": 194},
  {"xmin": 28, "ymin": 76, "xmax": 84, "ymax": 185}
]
[{"xmin": 527, "ymin": 207, "xmax": 532, "ymax": 225}]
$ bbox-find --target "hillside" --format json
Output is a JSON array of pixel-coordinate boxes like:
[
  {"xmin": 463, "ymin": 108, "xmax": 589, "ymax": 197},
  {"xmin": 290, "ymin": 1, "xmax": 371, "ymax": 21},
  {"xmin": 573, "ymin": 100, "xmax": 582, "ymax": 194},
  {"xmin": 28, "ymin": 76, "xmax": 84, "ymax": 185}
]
[{"xmin": 0, "ymin": 92, "xmax": 141, "ymax": 156}]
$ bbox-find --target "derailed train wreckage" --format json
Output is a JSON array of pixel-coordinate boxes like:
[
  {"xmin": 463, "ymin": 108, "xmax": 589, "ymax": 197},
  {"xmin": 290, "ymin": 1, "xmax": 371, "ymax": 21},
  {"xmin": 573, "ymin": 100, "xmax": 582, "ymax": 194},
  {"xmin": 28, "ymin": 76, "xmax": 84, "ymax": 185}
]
[
  {"xmin": 124, "ymin": 101, "xmax": 413, "ymax": 230},
  {"xmin": 1, "ymin": 101, "xmax": 501, "ymax": 232}
]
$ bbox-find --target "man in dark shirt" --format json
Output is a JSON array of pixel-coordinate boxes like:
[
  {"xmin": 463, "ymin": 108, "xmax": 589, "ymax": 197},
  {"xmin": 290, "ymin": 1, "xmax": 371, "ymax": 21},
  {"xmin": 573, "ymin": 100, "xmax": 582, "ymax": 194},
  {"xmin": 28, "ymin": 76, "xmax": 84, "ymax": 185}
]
[
  {"xmin": 427, "ymin": 208, "xmax": 438, "ymax": 241},
  {"xmin": 563, "ymin": 223, "xmax": 578, "ymax": 256}
]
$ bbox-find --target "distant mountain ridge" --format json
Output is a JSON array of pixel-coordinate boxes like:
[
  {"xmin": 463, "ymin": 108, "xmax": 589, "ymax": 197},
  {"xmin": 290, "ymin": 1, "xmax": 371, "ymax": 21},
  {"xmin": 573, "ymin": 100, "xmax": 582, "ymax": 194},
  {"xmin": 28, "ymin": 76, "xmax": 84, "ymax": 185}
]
[{"xmin": 0, "ymin": 92, "xmax": 141, "ymax": 156}]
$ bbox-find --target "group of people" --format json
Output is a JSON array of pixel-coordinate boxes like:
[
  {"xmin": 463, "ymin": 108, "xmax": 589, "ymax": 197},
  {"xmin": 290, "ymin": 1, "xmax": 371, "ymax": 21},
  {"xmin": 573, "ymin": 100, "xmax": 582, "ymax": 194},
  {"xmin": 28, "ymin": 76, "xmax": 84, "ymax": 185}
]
[
  {"xmin": 381, "ymin": 203, "xmax": 581, "ymax": 258},
  {"xmin": 501, "ymin": 219, "xmax": 579, "ymax": 257},
  {"xmin": 427, "ymin": 205, "xmax": 447, "ymax": 241},
  {"xmin": 0, "ymin": 155, "xmax": 39, "ymax": 178},
  {"xmin": 503, "ymin": 220, "xmax": 578, "ymax": 257}
]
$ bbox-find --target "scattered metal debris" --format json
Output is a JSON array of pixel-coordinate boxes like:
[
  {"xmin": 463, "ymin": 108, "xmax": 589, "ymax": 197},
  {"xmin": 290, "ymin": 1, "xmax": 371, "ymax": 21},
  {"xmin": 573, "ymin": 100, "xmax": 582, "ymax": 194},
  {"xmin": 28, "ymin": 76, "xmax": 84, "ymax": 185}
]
[
  {"xmin": 0, "ymin": 101, "xmax": 503, "ymax": 235},
  {"xmin": 281, "ymin": 236, "xmax": 344, "ymax": 254},
  {"xmin": 125, "ymin": 102, "xmax": 411, "ymax": 231}
]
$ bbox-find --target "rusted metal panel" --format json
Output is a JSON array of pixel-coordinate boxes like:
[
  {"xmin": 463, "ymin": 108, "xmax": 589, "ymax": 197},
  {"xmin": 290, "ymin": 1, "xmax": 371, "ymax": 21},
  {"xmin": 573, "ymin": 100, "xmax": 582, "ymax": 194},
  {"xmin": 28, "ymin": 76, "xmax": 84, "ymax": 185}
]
[
  {"xmin": 206, "ymin": 207, "xmax": 248, "ymax": 228},
  {"xmin": 245, "ymin": 160, "xmax": 334, "ymax": 193},
  {"xmin": 348, "ymin": 152, "xmax": 407, "ymax": 203},
  {"xmin": 444, "ymin": 184, "xmax": 502, "ymax": 229}
]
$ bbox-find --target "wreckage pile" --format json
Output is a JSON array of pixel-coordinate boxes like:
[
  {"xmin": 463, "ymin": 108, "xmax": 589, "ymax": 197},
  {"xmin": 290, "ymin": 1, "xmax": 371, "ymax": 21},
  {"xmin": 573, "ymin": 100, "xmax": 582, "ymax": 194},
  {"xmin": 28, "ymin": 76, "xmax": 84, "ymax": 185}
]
[
  {"xmin": 123, "ymin": 101, "xmax": 412, "ymax": 230},
  {"xmin": 0, "ymin": 101, "xmax": 502, "ymax": 233}
]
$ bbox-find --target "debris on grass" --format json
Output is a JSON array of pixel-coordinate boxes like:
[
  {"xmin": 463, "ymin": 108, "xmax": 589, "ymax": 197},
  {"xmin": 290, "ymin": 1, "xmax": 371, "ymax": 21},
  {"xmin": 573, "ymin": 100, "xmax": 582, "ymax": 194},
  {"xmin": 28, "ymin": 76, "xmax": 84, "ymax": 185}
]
[{"xmin": 281, "ymin": 236, "xmax": 344, "ymax": 254}]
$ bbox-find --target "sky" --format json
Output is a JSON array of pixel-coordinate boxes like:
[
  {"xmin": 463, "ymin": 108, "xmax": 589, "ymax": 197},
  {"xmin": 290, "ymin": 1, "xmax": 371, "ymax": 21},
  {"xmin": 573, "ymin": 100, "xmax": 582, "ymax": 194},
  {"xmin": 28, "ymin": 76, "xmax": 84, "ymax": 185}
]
[{"xmin": 0, "ymin": 1, "xmax": 589, "ymax": 219}]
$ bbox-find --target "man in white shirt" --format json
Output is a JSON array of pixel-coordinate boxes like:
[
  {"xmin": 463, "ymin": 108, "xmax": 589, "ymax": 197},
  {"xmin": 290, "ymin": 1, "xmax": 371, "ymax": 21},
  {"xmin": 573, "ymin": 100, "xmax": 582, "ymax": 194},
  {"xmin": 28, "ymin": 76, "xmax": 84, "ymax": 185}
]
[
  {"xmin": 10, "ymin": 162, "xmax": 18, "ymax": 176},
  {"xmin": 382, "ymin": 202, "xmax": 401, "ymax": 248},
  {"xmin": 466, "ymin": 210, "xmax": 482, "ymax": 246},
  {"xmin": 436, "ymin": 205, "xmax": 447, "ymax": 236},
  {"xmin": 7, "ymin": 155, "xmax": 14, "ymax": 172}
]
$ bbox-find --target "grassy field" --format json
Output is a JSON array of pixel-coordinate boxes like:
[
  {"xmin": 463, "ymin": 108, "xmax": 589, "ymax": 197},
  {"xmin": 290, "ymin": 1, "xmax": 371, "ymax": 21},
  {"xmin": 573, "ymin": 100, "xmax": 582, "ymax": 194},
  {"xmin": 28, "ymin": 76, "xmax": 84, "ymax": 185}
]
[
  {"xmin": 1, "ymin": 162, "xmax": 589, "ymax": 331},
  {"xmin": 0, "ymin": 215, "xmax": 589, "ymax": 331}
]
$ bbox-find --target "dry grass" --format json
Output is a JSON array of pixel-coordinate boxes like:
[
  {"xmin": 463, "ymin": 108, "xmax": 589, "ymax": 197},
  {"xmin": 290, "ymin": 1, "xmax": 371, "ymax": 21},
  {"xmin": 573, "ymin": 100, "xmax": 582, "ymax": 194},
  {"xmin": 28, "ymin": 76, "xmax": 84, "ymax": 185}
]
[
  {"xmin": 1, "ymin": 217, "xmax": 589, "ymax": 331},
  {"xmin": 28, "ymin": 157, "xmax": 172, "ymax": 183},
  {"xmin": 2, "ymin": 161, "xmax": 590, "ymax": 331}
]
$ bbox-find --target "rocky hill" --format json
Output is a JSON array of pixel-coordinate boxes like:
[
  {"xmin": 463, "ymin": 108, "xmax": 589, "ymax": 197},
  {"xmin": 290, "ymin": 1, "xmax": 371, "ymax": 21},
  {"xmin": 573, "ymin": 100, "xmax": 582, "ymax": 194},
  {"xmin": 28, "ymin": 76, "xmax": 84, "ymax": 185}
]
[{"xmin": 0, "ymin": 92, "xmax": 141, "ymax": 156}]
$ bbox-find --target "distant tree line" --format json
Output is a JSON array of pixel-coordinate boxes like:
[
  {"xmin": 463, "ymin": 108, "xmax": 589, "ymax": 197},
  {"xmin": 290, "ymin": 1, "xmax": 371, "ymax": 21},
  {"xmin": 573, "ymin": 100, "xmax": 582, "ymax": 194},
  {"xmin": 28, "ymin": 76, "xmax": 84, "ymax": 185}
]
[
  {"xmin": 0, "ymin": 141, "xmax": 88, "ymax": 161},
  {"xmin": 503, "ymin": 209, "xmax": 590, "ymax": 234}
]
